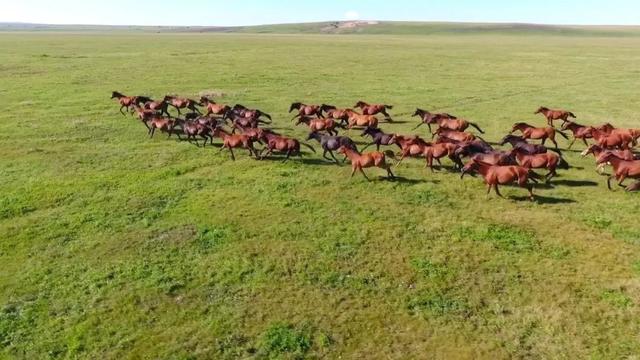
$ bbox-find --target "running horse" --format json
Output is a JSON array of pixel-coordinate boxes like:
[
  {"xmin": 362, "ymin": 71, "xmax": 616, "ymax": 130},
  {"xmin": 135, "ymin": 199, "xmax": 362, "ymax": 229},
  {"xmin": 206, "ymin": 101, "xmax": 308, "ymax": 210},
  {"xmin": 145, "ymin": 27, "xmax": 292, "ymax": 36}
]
[
  {"xmin": 338, "ymin": 146, "xmax": 396, "ymax": 180},
  {"xmin": 361, "ymin": 127, "xmax": 397, "ymax": 151},
  {"xmin": 412, "ymin": 109, "xmax": 458, "ymax": 133},
  {"xmin": 354, "ymin": 101, "xmax": 393, "ymax": 121},
  {"xmin": 211, "ymin": 127, "xmax": 260, "ymax": 161},
  {"xmin": 111, "ymin": 91, "xmax": 152, "ymax": 115},
  {"xmin": 200, "ymin": 96, "xmax": 231, "ymax": 117},
  {"xmin": 509, "ymin": 146, "xmax": 567, "ymax": 182},
  {"xmin": 320, "ymin": 105, "xmax": 352, "ymax": 124},
  {"xmin": 596, "ymin": 152, "xmax": 640, "ymax": 190},
  {"xmin": 461, "ymin": 159, "xmax": 538, "ymax": 201},
  {"xmin": 258, "ymin": 131, "xmax": 316, "ymax": 162},
  {"xmin": 560, "ymin": 121, "xmax": 594, "ymax": 149},
  {"xmin": 307, "ymin": 132, "xmax": 358, "ymax": 164},
  {"xmin": 164, "ymin": 95, "xmax": 202, "ymax": 115},
  {"xmin": 510, "ymin": 122, "xmax": 568, "ymax": 148},
  {"xmin": 289, "ymin": 102, "xmax": 323, "ymax": 120},
  {"xmin": 345, "ymin": 109, "xmax": 379, "ymax": 129},
  {"xmin": 534, "ymin": 106, "xmax": 576, "ymax": 127},
  {"xmin": 295, "ymin": 116, "xmax": 342, "ymax": 136},
  {"xmin": 227, "ymin": 104, "xmax": 272, "ymax": 123}
]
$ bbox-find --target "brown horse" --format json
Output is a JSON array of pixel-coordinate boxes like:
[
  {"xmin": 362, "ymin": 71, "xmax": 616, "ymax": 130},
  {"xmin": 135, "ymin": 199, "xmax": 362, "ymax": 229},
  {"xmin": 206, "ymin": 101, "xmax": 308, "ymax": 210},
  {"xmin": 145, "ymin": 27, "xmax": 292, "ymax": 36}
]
[
  {"xmin": 595, "ymin": 123, "xmax": 640, "ymax": 146},
  {"xmin": 143, "ymin": 99, "xmax": 170, "ymax": 117},
  {"xmin": 354, "ymin": 101, "xmax": 393, "ymax": 120},
  {"xmin": 338, "ymin": 146, "xmax": 395, "ymax": 180},
  {"xmin": 164, "ymin": 96, "xmax": 201, "ymax": 115},
  {"xmin": 590, "ymin": 128, "xmax": 633, "ymax": 149},
  {"xmin": 582, "ymin": 144, "xmax": 636, "ymax": 174},
  {"xmin": 320, "ymin": 105, "xmax": 352, "ymax": 124},
  {"xmin": 596, "ymin": 152, "xmax": 640, "ymax": 190},
  {"xmin": 461, "ymin": 159, "xmax": 536, "ymax": 201},
  {"xmin": 295, "ymin": 116, "xmax": 342, "ymax": 136},
  {"xmin": 200, "ymin": 96, "xmax": 231, "ymax": 117},
  {"xmin": 212, "ymin": 127, "xmax": 260, "ymax": 160},
  {"xmin": 510, "ymin": 147, "xmax": 566, "ymax": 181},
  {"xmin": 146, "ymin": 116, "xmax": 177, "ymax": 138},
  {"xmin": 510, "ymin": 122, "xmax": 568, "ymax": 148},
  {"xmin": 428, "ymin": 116, "xmax": 484, "ymax": 134},
  {"xmin": 345, "ymin": 109, "xmax": 379, "ymax": 129},
  {"xmin": 259, "ymin": 131, "xmax": 316, "ymax": 162},
  {"xmin": 394, "ymin": 136, "xmax": 432, "ymax": 167},
  {"xmin": 289, "ymin": 102, "xmax": 323, "ymax": 120},
  {"xmin": 433, "ymin": 128, "xmax": 478, "ymax": 143},
  {"xmin": 412, "ymin": 109, "xmax": 458, "ymax": 133},
  {"xmin": 111, "ymin": 91, "xmax": 151, "ymax": 115},
  {"xmin": 423, "ymin": 142, "xmax": 461, "ymax": 172},
  {"xmin": 561, "ymin": 121, "xmax": 594, "ymax": 149},
  {"xmin": 535, "ymin": 106, "xmax": 576, "ymax": 126},
  {"xmin": 228, "ymin": 104, "xmax": 272, "ymax": 123}
]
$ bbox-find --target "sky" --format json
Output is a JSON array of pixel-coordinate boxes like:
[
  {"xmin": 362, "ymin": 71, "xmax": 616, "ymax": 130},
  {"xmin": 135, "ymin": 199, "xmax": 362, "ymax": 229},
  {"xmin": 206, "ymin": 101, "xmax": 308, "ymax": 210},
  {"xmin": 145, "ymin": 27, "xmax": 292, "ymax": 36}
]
[{"xmin": 1, "ymin": 0, "xmax": 639, "ymax": 26}]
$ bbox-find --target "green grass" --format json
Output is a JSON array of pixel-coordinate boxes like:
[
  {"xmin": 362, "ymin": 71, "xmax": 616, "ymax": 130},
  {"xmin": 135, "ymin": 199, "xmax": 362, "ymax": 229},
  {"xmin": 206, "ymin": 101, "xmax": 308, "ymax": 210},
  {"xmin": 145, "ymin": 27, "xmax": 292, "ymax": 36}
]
[{"xmin": 1, "ymin": 31, "xmax": 640, "ymax": 358}]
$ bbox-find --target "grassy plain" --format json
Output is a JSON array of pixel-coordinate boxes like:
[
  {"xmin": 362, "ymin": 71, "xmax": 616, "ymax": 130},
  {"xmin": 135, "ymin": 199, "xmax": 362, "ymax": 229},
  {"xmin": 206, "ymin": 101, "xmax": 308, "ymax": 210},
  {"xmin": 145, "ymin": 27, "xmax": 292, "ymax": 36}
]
[{"xmin": 1, "ymin": 28, "xmax": 640, "ymax": 358}]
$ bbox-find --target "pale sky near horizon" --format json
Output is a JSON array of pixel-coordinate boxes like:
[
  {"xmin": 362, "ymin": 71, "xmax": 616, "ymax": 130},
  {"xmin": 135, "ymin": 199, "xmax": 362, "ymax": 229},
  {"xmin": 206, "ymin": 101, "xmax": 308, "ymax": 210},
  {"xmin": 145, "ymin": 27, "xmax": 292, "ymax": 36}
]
[{"xmin": 1, "ymin": 0, "xmax": 639, "ymax": 26}]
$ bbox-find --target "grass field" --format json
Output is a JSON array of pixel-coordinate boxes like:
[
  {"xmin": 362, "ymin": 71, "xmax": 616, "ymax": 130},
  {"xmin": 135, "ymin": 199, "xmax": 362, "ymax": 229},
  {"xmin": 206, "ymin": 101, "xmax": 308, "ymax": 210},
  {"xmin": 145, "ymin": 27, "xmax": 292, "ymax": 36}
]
[{"xmin": 1, "ymin": 28, "xmax": 640, "ymax": 359}]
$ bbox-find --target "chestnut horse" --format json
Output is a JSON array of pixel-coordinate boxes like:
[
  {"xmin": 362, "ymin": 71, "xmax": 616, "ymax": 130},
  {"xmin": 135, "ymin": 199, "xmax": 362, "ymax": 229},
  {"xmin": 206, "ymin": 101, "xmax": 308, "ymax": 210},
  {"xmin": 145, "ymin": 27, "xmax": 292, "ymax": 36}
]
[
  {"xmin": 354, "ymin": 101, "xmax": 393, "ymax": 120},
  {"xmin": 345, "ymin": 110, "xmax": 379, "ymax": 129},
  {"xmin": 163, "ymin": 96, "xmax": 201, "ymax": 115},
  {"xmin": 228, "ymin": 104, "xmax": 272, "ymax": 123},
  {"xmin": 146, "ymin": 116, "xmax": 177, "ymax": 138},
  {"xmin": 212, "ymin": 127, "xmax": 260, "ymax": 161},
  {"xmin": 111, "ymin": 91, "xmax": 151, "ymax": 115},
  {"xmin": 590, "ymin": 128, "xmax": 633, "ymax": 149},
  {"xmin": 499, "ymin": 135, "xmax": 548, "ymax": 155},
  {"xmin": 581, "ymin": 144, "xmax": 636, "ymax": 174},
  {"xmin": 510, "ymin": 147, "xmax": 566, "ymax": 181},
  {"xmin": 510, "ymin": 122, "xmax": 568, "ymax": 148},
  {"xmin": 143, "ymin": 99, "xmax": 170, "ymax": 117},
  {"xmin": 200, "ymin": 96, "xmax": 231, "ymax": 117},
  {"xmin": 433, "ymin": 128, "xmax": 478, "ymax": 142},
  {"xmin": 560, "ymin": 121, "xmax": 593, "ymax": 149},
  {"xmin": 259, "ymin": 131, "xmax": 316, "ymax": 162},
  {"xmin": 320, "ymin": 105, "xmax": 352, "ymax": 124},
  {"xmin": 289, "ymin": 102, "xmax": 323, "ymax": 120},
  {"xmin": 461, "ymin": 159, "xmax": 536, "ymax": 201},
  {"xmin": 595, "ymin": 123, "xmax": 640, "ymax": 146},
  {"xmin": 412, "ymin": 109, "xmax": 458, "ymax": 133},
  {"xmin": 427, "ymin": 115, "xmax": 484, "ymax": 134},
  {"xmin": 338, "ymin": 146, "xmax": 395, "ymax": 180},
  {"xmin": 535, "ymin": 106, "xmax": 576, "ymax": 126},
  {"xmin": 596, "ymin": 152, "xmax": 640, "ymax": 190},
  {"xmin": 295, "ymin": 116, "xmax": 342, "ymax": 136}
]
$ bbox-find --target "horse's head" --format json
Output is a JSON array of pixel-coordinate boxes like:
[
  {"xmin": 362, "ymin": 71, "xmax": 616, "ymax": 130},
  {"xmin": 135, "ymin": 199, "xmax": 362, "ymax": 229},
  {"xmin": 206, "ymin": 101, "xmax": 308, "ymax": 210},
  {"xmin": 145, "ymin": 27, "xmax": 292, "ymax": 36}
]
[
  {"xmin": 354, "ymin": 101, "xmax": 366, "ymax": 109},
  {"xmin": 111, "ymin": 91, "xmax": 123, "ymax": 99},
  {"xmin": 560, "ymin": 121, "xmax": 574, "ymax": 131},
  {"xmin": 199, "ymin": 96, "xmax": 211, "ymax": 104},
  {"xmin": 412, "ymin": 108, "xmax": 425, "ymax": 117},
  {"xmin": 361, "ymin": 126, "xmax": 378, "ymax": 137},
  {"xmin": 320, "ymin": 104, "xmax": 336, "ymax": 112},
  {"xmin": 597, "ymin": 123, "xmax": 615, "ymax": 132},
  {"xmin": 534, "ymin": 106, "xmax": 547, "ymax": 114},
  {"xmin": 289, "ymin": 102, "xmax": 301, "ymax": 113},
  {"xmin": 233, "ymin": 104, "xmax": 247, "ymax": 110},
  {"xmin": 307, "ymin": 131, "xmax": 319, "ymax": 141},
  {"xmin": 460, "ymin": 160, "xmax": 479, "ymax": 178},
  {"xmin": 596, "ymin": 151, "xmax": 616, "ymax": 165},
  {"xmin": 581, "ymin": 145, "xmax": 598, "ymax": 157},
  {"xmin": 499, "ymin": 135, "xmax": 515, "ymax": 146}
]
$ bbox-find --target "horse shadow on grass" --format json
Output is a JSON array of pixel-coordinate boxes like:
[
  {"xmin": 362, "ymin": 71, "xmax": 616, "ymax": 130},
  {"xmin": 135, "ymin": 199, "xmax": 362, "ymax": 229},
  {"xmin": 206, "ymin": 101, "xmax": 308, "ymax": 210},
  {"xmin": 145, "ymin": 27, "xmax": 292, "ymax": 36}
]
[
  {"xmin": 551, "ymin": 179, "xmax": 598, "ymax": 187},
  {"xmin": 382, "ymin": 176, "xmax": 439, "ymax": 184},
  {"xmin": 510, "ymin": 195, "xmax": 577, "ymax": 204}
]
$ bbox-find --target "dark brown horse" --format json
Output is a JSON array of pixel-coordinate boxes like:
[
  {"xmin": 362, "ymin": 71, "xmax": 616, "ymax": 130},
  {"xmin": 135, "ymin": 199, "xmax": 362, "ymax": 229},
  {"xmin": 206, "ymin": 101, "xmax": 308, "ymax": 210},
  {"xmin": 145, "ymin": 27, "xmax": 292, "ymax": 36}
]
[
  {"xmin": 228, "ymin": 104, "xmax": 272, "ymax": 123},
  {"xmin": 289, "ymin": 102, "xmax": 323, "ymax": 120},
  {"xmin": 560, "ymin": 121, "xmax": 593, "ymax": 149},
  {"xmin": 510, "ymin": 122, "xmax": 568, "ymax": 148},
  {"xmin": 500, "ymin": 135, "xmax": 549, "ymax": 155},
  {"xmin": 143, "ymin": 98, "xmax": 170, "ymax": 117},
  {"xmin": 307, "ymin": 132, "xmax": 357, "ymax": 164},
  {"xmin": 200, "ymin": 96, "xmax": 231, "ymax": 117},
  {"xmin": 461, "ymin": 159, "xmax": 537, "ymax": 201},
  {"xmin": 412, "ymin": 109, "xmax": 458, "ymax": 133},
  {"xmin": 339, "ymin": 146, "xmax": 395, "ymax": 180},
  {"xmin": 354, "ymin": 101, "xmax": 393, "ymax": 120},
  {"xmin": 535, "ymin": 106, "xmax": 576, "ymax": 126}
]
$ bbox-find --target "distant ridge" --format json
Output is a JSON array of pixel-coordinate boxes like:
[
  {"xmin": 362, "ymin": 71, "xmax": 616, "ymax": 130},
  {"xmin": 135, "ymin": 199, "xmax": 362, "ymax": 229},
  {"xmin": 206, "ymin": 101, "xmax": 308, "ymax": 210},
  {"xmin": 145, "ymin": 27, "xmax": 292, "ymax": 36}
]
[{"xmin": 2, "ymin": 21, "xmax": 640, "ymax": 37}]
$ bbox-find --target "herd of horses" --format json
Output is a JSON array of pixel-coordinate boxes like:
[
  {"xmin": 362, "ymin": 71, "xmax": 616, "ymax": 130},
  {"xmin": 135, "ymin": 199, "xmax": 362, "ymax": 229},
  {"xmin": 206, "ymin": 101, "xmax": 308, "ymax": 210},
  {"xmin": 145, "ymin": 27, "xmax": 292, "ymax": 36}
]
[{"xmin": 111, "ymin": 91, "xmax": 640, "ymax": 200}]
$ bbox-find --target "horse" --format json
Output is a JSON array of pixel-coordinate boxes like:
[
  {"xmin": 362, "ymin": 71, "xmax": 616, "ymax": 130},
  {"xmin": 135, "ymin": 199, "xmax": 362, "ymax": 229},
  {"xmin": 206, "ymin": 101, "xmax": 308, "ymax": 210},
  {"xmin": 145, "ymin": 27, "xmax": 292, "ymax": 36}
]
[
  {"xmin": 229, "ymin": 113, "xmax": 272, "ymax": 132},
  {"xmin": 111, "ymin": 91, "xmax": 150, "ymax": 115},
  {"xmin": 143, "ymin": 99, "xmax": 170, "ymax": 117},
  {"xmin": 229, "ymin": 104, "xmax": 272, "ymax": 123},
  {"xmin": 361, "ymin": 127, "xmax": 397, "ymax": 151},
  {"xmin": 590, "ymin": 128, "xmax": 633, "ymax": 149},
  {"xmin": 307, "ymin": 132, "xmax": 357, "ymax": 164},
  {"xmin": 423, "ymin": 142, "xmax": 463, "ymax": 172},
  {"xmin": 433, "ymin": 128, "xmax": 478, "ymax": 142},
  {"xmin": 199, "ymin": 96, "xmax": 231, "ymax": 117},
  {"xmin": 581, "ymin": 144, "xmax": 636, "ymax": 174},
  {"xmin": 428, "ymin": 116, "xmax": 484, "ymax": 134},
  {"xmin": 211, "ymin": 127, "xmax": 260, "ymax": 161},
  {"xmin": 461, "ymin": 159, "xmax": 537, "ymax": 201},
  {"xmin": 319, "ymin": 105, "xmax": 352, "ymax": 124},
  {"xmin": 412, "ymin": 109, "xmax": 457, "ymax": 133},
  {"xmin": 130, "ymin": 104, "xmax": 158, "ymax": 129},
  {"xmin": 354, "ymin": 101, "xmax": 393, "ymax": 120},
  {"xmin": 163, "ymin": 96, "xmax": 202, "ymax": 115},
  {"xmin": 596, "ymin": 152, "xmax": 640, "ymax": 190},
  {"xmin": 454, "ymin": 143, "xmax": 512, "ymax": 167},
  {"xmin": 258, "ymin": 131, "xmax": 316, "ymax": 162},
  {"xmin": 295, "ymin": 116, "xmax": 342, "ymax": 136},
  {"xmin": 345, "ymin": 109, "xmax": 379, "ymax": 129},
  {"xmin": 289, "ymin": 102, "xmax": 323, "ymax": 120},
  {"xmin": 394, "ymin": 136, "xmax": 432, "ymax": 167},
  {"xmin": 499, "ymin": 135, "xmax": 548, "ymax": 155},
  {"xmin": 146, "ymin": 116, "xmax": 177, "ymax": 139},
  {"xmin": 174, "ymin": 119, "xmax": 214, "ymax": 147},
  {"xmin": 561, "ymin": 121, "xmax": 594, "ymax": 149},
  {"xmin": 510, "ymin": 147, "xmax": 567, "ymax": 181},
  {"xmin": 594, "ymin": 123, "xmax": 640, "ymax": 147},
  {"xmin": 338, "ymin": 146, "xmax": 395, "ymax": 180},
  {"xmin": 535, "ymin": 106, "xmax": 576, "ymax": 127},
  {"xmin": 510, "ymin": 122, "xmax": 568, "ymax": 148}
]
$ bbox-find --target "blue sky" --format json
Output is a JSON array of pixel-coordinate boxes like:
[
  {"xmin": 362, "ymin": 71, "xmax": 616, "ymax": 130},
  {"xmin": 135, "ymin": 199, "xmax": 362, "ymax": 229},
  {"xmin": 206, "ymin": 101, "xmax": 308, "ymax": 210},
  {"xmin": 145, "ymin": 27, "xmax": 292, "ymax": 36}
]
[{"xmin": 1, "ymin": 0, "xmax": 639, "ymax": 26}]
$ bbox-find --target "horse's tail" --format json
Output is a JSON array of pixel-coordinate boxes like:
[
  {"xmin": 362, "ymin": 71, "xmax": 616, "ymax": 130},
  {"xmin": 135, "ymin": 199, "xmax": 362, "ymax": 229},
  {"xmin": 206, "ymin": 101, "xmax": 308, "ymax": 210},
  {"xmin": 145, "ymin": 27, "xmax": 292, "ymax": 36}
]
[
  {"xmin": 383, "ymin": 150, "xmax": 397, "ymax": 160},
  {"xmin": 384, "ymin": 105, "xmax": 394, "ymax": 110},
  {"xmin": 557, "ymin": 155, "xmax": 570, "ymax": 169},
  {"xmin": 555, "ymin": 129, "xmax": 569, "ymax": 140},
  {"xmin": 469, "ymin": 122, "xmax": 485, "ymax": 134},
  {"xmin": 527, "ymin": 169, "xmax": 544, "ymax": 182},
  {"xmin": 475, "ymin": 134, "xmax": 488, "ymax": 143},
  {"xmin": 258, "ymin": 111, "xmax": 272, "ymax": 122},
  {"xmin": 300, "ymin": 142, "xmax": 316, "ymax": 153},
  {"xmin": 548, "ymin": 147, "xmax": 562, "ymax": 155},
  {"xmin": 568, "ymin": 112, "xmax": 576, "ymax": 118}
]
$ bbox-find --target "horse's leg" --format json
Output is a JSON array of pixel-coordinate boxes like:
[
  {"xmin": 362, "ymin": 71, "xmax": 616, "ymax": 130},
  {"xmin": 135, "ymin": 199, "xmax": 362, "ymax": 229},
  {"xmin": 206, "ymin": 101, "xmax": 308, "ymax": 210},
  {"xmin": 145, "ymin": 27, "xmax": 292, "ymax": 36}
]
[
  {"xmin": 551, "ymin": 137, "xmax": 559, "ymax": 148},
  {"xmin": 282, "ymin": 149, "xmax": 292, "ymax": 163},
  {"xmin": 150, "ymin": 127, "xmax": 156, "ymax": 138},
  {"xmin": 386, "ymin": 165, "xmax": 395, "ymax": 179},
  {"xmin": 119, "ymin": 106, "xmax": 127, "ymax": 116},
  {"xmin": 358, "ymin": 167, "xmax": 370, "ymax": 181},
  {"xmin": 350, "ymin": 166, "xmax": 357, "ymax": 178},
  {"xmin": 381, "ymin": 110, "xmax": 392, "ymax": 121},
  {"xmin": 486, "ymin": 183, "xmax": 492, "ymax": 196},
  {"xmin": 541, "ymin": 138, "xmax": 547, "ymax": 146},
  {"xmin": 322, "ymin": 149, "xmax": 332, "ymax": 161},
  {"xmin": 567, "ymin": 138, "xmax": 576, "ymax": 149},
  {"xmin": 582, "ymin": 138, "xmax": 589, "ymax": 147},
  {"xmin": 493, "ymin": 184, "xmax": 503, "ymax": 197},
  {"xmin": 606, "ymin": 175, "xmax": 615, "ymax": 190},
  {"xmin": 329, "ymin": 151, "xmax": 340, "ymax": 164},
  {"xmin": 618, "ymin": 174, "xmax": 627, "ymax": 188},
  {"xmin": 228, "ymin": 147, "xmax": 236, "ymax": 161},
  {"xmin": 526, "ymin": 185, "xmax": 535, "ymax": 201}
]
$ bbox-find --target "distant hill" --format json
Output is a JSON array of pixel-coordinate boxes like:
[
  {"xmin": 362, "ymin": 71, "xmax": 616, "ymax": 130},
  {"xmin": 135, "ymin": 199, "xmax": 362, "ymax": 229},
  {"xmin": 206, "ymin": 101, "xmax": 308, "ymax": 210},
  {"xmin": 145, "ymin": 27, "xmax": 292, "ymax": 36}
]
[{"xmin": 2, "ymin": 21, "xmax": 640, "ymax": 37}]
